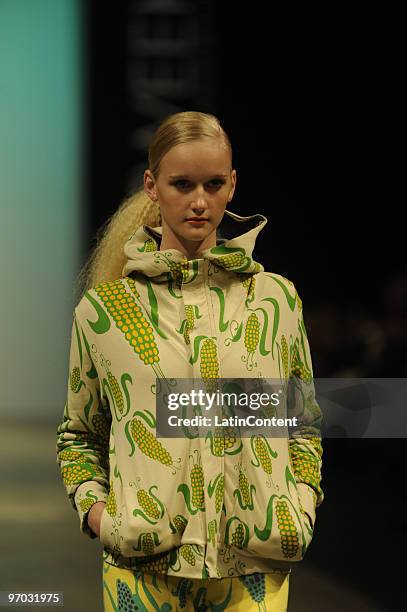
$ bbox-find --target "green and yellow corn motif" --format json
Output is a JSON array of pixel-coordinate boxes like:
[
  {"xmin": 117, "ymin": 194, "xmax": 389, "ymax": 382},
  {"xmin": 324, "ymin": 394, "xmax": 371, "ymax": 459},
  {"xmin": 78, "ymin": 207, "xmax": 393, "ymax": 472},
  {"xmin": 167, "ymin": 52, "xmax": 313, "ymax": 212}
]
[
  {"xmin": 238, "ymin": 273, "xmax": 256, "ymax": 303},
  {"xmin": 107, "ymin": 371, "xmax": 124, "ymax": 414},
  {"xmin": 168, "ymin": 258, "xmax": 190, "ymax": 285},
  {"xmin": 78, "ymin": 497, "xmax": 94, "ymax": 514},
  {"xmin": 77, "ymin": 490, "xmax": 99, "ymax": 515},
  {"xmin": 276, "ymin": 500, "xmax": 300, "ymax": 558},
  {"xmin": 137, "ymin": 489, "xmax": 160, "ymax": 520},
  {"xmin": 254, "ymin": 493, "xmax": 304, "ymax": 559},
  {"xmin": 106, "ymin": 480, "xmax": 117, "ymax": 517},
  {"xmin": 223, "ymin": 425, "xmax": 237, "ymax": 450},
  {"xmin": 126, "ymin": 411, "xmax": 181, "ymax": 474},
  {"xmin": 129, "ymin": 478, "xmax": 165, "ymax": 524},
  {"xmin": 58, "ymin": 449, "xmax": 87, "ymax": 463},
  {"xmin": 133, "ymin": 531, "xmax": 160, "ymax": 555},
  {"xmin": 239, "ymin": 469, "xmax": 250, "ymax": 505},
  {"xmin": 251, "ymin": 435, "xmax": 278, "ymax": 488},
  {"xmin": 309, "ymin": 435, "xmax": 323, "ymax": 459},
  {"xmin": 177, "ymin": 450, "xmax": 205, "ymax": 514},
  {"xmin": 289, "ymin": 446, "xmax": 321, "ymax": 492},
  {"xmin": 207, "ymin": 421, "xmax": 238, "ymax": 457},
  {"xmin": 143, "ymin": 238, "xmax": 157, "ymax": 252},
  {"xmin": 94, "ymin": 281, "xmax": 168, "ymax": 383},
  {"xmin": 181, "ymin": 305, "xmax": 202, "ymax": 345},
  {"xmin": 225, "ymin": 517, "xmax": 249, "ymax": 549},
  {"xmin": 281, "ymin": 334, "xmax": 289, "ymax": 380},
  {"xmin": 254, "ymin": 438, "xmax": 272, "ymax": 475},
  {"xmin": 220, "ymin": 544, "xmax": 233, "ymax": 563},
  {"xmin": 208, "ymin": 519, "xmax": 217, "ymax": 546},
  {"xmin": 172, "ymin": 514, "xmax": 188, "ymax": 536},
  {"xmin": 231, "ymin": 523, "xmax": 245, "ymax": 548},
  {"xmin": 215, "ymin": 475, "xmax": 224, "ymax": 513},
  {"xmin": 183, "ymin": 305, "xmax": 194, "ymax": 345},
  {"xmin": 244, "ymin": 312, "xmax": 260, "ymax": 353},
  {"xmin": 233, "ymin": 463, "xmax": 256, "ymax": 510},
  {"xmin": 213, "ymin": 250, "xmax": 246, "ymax": 271},
  {"xmin": 61, "ymin": 462, "xmax": 105, "ymax": 486},
  {"xmin": 152, "ymin": 253, "xmax": 189, "ymax": 286},
  {"xmin": 200, "ymin": 338, "xmax": 219, "ymax": 394},
  {"xmin": 243, "ymin": 312, "xmax": 260, "ymax": 370},
  {"xmin": 70, "ymin": 366, "xmax": 81, "ymax": 392},
  {"xmin": 190, "ymin": 451, "xmax": 205, "ymax": 510},
  {"xmin": 141, "ymin": 533, "xmax": 154, "ymax": 555},
  {"xmin": 126, "ymin": 276, "xmax": 140, "ymax": 299},
  {"xmin": 212, "ymin": 427, "xmax": 225, "ymax": 457},
  {"xmin": 291, "ymin": 339, "xmax": 312, "ymax": 383},
  {"xmin": 180, "ymin": 544, "xmax": 196, "ymax": 566},
  {"xmin": 128, "ymin": 418, "xmax": 174, "ymax": 468}
]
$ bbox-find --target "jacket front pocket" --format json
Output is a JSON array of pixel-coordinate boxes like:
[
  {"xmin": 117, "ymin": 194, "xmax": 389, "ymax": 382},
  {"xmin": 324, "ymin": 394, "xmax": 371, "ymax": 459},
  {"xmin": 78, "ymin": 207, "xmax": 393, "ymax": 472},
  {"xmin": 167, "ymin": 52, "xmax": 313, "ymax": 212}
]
[
  {"xmin": 116, "ymin": 485, "xmax": 181, "ymax": 558},
  {"xmin": 99, "ymin": 504, "xmax": 120, "ymax": 551},
  {"xmin": 243, "ymin": 490, "xmax": 314, "ymax": 563},
  {"xmin": 225, "ymin": 441, "xmax": 315, "ymax": 563}
]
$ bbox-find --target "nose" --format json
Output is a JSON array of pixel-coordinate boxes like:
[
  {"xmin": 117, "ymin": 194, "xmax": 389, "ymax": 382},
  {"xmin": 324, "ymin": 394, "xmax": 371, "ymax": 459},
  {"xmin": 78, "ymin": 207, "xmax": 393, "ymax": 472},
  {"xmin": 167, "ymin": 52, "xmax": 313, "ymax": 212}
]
[{"xmin": 192, "ymin": 186, "xmax": 208, "ymax": 212}]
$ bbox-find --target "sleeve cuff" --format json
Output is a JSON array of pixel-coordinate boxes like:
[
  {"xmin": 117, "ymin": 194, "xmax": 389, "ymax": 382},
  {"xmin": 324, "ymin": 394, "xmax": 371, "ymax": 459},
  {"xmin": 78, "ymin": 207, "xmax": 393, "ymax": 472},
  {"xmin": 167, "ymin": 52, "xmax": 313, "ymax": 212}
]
[
  {"xmin": 74, "ymin": 481, "xmax": 109, "ymax": 539},
  {"xmin": 297, "ymin": 482, "xmax": 317, "ymax": 530}
]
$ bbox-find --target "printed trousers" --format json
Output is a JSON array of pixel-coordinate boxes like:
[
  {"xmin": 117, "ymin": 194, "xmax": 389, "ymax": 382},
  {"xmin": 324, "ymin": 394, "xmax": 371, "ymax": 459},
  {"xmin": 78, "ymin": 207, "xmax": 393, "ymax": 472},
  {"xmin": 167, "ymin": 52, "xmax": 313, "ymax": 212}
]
[{"xmin": 102, "ymin": 559, "xmax": 290, "ymax": 611}]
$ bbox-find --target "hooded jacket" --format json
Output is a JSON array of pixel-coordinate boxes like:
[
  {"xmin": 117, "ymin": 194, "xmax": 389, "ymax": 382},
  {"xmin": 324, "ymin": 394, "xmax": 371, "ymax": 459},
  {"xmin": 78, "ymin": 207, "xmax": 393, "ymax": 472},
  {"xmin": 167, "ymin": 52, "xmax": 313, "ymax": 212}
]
[{"xmin": 56, "ymin": 208, "xmax": 324, "ymax": 580}]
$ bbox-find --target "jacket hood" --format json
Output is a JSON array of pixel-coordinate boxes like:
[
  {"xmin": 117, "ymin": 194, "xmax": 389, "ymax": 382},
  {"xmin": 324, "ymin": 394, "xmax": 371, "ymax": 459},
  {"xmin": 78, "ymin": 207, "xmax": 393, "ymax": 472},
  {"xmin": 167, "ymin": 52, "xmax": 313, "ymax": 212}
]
[{"xmin": 122, "ymin": 208, "xmax": 268, "ymax": 282}]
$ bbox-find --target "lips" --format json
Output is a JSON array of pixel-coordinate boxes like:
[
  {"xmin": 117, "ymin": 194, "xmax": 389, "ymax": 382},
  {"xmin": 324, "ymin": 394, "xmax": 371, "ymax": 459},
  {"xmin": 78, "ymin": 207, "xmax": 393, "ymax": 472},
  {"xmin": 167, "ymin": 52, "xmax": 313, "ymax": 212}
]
[{"xmin": 186, "ymin": 218, "xmax": 208, "ymax": 222}]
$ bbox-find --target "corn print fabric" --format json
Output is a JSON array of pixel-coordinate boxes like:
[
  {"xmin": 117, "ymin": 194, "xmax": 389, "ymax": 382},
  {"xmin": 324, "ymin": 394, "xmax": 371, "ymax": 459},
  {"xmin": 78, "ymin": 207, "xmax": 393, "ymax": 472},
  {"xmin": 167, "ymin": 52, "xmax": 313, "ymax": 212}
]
[
  {"xmin": 102, "ymin": 560, "xmax": 290, "ymax": 611},
  {"xmin": 56, "ymin": 208, "xmax": 324, "ymax": 580}
]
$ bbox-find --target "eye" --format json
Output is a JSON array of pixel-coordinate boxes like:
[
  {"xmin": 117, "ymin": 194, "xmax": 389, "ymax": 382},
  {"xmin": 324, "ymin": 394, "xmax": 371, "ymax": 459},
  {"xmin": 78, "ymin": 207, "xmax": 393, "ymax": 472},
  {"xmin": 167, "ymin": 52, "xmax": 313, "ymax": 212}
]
[
  {"xmin": 173, "ymin": 180, "xmax": 190, "ymax": 189},
  {"xmin": 172, "ymin": 179, "xmax": 225, "ymax": 190}
]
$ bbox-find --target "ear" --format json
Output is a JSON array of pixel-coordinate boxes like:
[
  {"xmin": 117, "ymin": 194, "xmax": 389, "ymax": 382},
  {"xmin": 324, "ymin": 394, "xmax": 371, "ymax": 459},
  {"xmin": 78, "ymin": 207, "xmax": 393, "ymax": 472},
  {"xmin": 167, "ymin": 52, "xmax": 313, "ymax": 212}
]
[
  {"xmin": 144, "ymin": 170, "xmax": 158, "ymax": 201},
  {"xmin": 228, "ymin": 169, "xmax": 237, "ymax": 202}
]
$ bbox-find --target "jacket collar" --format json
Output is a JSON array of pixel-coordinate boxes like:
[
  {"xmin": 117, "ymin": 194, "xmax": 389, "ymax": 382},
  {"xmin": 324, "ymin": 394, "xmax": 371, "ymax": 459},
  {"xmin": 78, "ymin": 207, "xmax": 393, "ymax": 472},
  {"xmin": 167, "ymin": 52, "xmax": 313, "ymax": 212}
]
[{"xmin": 122, "ymin": 208, "xmax": 268, "ymax": 283}]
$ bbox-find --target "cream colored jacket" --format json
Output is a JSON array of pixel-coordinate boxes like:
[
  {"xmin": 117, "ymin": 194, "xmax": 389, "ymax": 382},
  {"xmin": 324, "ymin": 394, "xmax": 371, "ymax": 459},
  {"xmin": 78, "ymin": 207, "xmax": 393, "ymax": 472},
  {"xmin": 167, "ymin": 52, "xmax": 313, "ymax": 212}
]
[{"xmin": 56, "ymin": 209, "xmax": 324, "ymax": 579}]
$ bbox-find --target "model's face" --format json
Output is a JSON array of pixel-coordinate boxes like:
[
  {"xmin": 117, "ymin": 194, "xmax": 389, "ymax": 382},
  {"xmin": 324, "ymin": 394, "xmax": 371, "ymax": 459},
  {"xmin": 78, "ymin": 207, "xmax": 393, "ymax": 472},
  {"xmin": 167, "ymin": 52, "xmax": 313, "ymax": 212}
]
[{"xmin": 144, "ymin": 138, "xmax": 237, "ymax": 258}]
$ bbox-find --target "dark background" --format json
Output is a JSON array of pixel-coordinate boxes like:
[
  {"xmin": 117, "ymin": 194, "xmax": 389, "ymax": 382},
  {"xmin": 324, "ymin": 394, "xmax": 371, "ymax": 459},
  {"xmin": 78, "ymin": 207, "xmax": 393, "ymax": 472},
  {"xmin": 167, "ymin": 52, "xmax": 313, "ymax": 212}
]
[{"xmin": 83, "ymin": 3, "xmax": 406, "ymax": 610}]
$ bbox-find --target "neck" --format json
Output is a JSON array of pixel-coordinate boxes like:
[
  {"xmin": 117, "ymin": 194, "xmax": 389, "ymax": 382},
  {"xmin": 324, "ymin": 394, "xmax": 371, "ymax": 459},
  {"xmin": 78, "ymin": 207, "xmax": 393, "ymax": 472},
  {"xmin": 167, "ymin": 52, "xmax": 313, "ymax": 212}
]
[{"xmin": 159, "ymin": 230, "xmax": 217, "ymax": 260}]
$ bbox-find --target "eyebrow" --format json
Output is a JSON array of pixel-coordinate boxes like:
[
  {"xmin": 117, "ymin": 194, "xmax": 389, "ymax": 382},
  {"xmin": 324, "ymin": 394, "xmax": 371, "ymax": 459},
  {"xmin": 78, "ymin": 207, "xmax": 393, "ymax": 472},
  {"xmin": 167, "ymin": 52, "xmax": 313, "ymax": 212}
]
[{"xmin": 168, "ymin": 174, "xmax": 228, "ymax": 179}]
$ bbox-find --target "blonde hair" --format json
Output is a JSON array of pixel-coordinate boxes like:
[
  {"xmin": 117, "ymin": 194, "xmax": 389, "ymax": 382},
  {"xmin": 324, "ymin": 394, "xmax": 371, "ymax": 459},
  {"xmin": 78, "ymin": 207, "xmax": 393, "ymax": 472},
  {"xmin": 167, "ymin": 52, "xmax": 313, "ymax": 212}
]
[{"xmin": 74, "ymin": 111, "xmax": 232, "ymax": 302}]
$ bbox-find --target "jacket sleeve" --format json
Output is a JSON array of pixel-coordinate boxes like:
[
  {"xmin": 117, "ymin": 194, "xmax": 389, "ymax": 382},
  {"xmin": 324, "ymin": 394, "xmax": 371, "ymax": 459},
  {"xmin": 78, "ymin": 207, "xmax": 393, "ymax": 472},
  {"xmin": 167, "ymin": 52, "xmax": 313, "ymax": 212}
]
[
  {"xmin": 287, "ymin": 287, "xmax": 324, "ymax": 531},
  {"xmin": 56, "ymin": 308, "xmax": 111, "ymax": 539}
]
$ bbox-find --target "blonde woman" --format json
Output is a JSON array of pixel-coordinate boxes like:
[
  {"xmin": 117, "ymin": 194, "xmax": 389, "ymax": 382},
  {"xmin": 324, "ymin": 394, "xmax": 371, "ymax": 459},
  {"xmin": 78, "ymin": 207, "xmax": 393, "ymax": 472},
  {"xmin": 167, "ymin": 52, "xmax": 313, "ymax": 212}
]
[{"xmin": 57, "ymin": 111, "xmax": 324, "ymax": 611}]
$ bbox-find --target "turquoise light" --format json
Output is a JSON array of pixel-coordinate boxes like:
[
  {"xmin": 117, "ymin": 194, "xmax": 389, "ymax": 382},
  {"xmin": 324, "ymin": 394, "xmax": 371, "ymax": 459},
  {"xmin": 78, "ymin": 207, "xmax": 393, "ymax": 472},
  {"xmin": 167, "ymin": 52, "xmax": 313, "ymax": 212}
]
[{"xmin": 0, "ymin": 0, "xmax": 83, "ymax": 420}]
